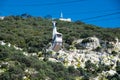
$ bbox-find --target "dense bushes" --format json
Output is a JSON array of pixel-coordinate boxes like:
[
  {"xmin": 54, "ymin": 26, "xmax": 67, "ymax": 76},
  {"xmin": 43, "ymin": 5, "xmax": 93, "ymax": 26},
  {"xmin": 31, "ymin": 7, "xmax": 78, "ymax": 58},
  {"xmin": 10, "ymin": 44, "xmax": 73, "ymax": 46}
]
[
  {"xmin": 0, "ymin": 15, "xmax": 120, "ymax": 53},
  {"xmin": 0, "ymin": 43, "xmax": 120, "ymax": 79},
  {"xmin": 0, "ymin": 15, "xmax": 120, "ymax": 79},
  {"xmin": 0, "ymin": 45, "xmax": 81, "ymax": 80}
]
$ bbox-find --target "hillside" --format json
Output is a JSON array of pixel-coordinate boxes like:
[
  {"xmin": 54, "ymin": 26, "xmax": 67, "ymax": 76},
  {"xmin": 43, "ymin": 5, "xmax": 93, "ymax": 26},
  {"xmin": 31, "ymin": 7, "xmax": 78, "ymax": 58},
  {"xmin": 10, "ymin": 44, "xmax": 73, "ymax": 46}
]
[{"xmin": 0, "ymin": 15, "xmax": 120, "ymax": 80}]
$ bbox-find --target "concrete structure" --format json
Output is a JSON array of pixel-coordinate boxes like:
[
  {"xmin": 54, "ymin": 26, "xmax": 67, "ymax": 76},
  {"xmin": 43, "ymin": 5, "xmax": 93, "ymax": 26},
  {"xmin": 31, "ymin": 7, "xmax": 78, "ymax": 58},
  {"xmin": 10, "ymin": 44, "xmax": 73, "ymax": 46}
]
[{"xmin": 59, "ymin": 12, "xmax": 71, "ymax": 22}]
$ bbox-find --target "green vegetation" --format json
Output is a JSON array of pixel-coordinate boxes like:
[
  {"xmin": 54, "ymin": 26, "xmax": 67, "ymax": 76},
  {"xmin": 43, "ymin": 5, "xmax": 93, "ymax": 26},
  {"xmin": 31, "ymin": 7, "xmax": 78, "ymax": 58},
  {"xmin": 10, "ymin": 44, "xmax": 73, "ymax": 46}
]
[
  {"xmin": 0, "ymin": 45, "xmax": 81, "ymax": 80},
  {"xmin": 0, "ymin": 45, "xmax": 120, "ymax": 79},
  {"xmin": 0, "ymin": 15, "xmax": 120, "ymax": 80},
  {"xmin": 0, "ymin": 15, "xmax": 120, "ymax": 52}
]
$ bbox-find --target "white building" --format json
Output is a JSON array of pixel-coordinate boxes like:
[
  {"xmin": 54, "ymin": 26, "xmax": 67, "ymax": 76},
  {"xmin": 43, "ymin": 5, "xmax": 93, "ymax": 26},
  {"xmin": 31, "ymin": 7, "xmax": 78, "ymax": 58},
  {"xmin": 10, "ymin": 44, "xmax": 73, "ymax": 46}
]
[
  {"xmin": 0, "ymin": 16, "xmax": 5, "ymax": 20},
  {"xmin": 59, "ymin": 12, "xmax": 71, "ymax": 22}
]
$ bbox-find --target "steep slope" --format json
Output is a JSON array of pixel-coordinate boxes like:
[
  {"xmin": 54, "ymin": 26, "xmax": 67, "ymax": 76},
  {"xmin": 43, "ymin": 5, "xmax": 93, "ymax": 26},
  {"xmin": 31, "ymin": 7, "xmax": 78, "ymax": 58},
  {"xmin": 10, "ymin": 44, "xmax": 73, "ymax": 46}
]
[
  {"xmin": 0, "ymin": 15, "xmax": 120, "ymax": 80},
  {"xmin": 0, "ymin": 16, "xmax": 120, "ymax": 53}
]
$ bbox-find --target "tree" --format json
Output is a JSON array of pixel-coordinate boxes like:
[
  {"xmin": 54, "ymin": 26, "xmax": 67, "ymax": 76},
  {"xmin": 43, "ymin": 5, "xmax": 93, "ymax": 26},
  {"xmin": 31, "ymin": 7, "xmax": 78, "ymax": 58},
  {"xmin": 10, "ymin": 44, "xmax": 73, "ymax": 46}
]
[
  {"xmin": 44, "ymin": 15, "xmax": 52, "ymax": 20},
  {"xmin": 111, "ymin": 51, "xmax": 118, "ymax": 56},
  {"xmin": 75, "ymin": 20, "xmax": 85, "ymax": 25},
  {"xmin": 21, "ymin": 13, "xmax": 32, "ymax": 18},
  {"xmin": 116, "ymin": 61, "xmax": 120, "ymax": 74}
]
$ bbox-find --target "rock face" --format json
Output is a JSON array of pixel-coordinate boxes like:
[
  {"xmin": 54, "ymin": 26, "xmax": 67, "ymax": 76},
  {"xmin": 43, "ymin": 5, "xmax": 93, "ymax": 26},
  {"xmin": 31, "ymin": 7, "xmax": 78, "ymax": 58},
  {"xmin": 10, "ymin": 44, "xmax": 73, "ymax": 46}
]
[
  {"xmin": 75, "ymin": 37, "xmax": 120, "ymax": 52},
  {"xmin": 1, "ymin": 37, "xmax": 120, "ymax": 79},
  {"xmin": 79, "ymin": 37, "xmax": 100, "ymax": 50},
  {"xmin": 109, "ymin": 38, "xmax": 120, "ymax": 52},
  {"xmin": 48, "ymin": 37, "xmax": 120, "ymax": 79},
  {"xmin": 49, "ymin": 37, "xmax": 120, "ymax": 67}
]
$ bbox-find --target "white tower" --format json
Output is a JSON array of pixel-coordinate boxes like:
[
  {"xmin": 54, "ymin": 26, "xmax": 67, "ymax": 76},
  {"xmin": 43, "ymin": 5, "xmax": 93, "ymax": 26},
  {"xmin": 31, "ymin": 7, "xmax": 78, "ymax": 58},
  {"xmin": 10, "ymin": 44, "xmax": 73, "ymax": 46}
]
[
  {"xmin": 52, "ymin": 21, "xmax": 57, "ymax": 39},
  {"xmin": 60, "ymin": 12, "xmax": 63, "ymax": 18},
  {"xmin": 51, "ymin": 21, "xmax": 63, "ymax": 52}
]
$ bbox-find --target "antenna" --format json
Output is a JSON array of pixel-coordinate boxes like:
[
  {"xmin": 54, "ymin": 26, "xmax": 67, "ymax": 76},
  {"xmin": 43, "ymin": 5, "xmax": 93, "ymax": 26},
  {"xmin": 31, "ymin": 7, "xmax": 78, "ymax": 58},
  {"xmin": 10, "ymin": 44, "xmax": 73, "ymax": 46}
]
[
  {"xmin": 60, "ymin": 12, "xmax": 63, "ymax": 18},
  {"xmin": 52, "ymin": 21, "xmax": 56, "ymax": 27}
]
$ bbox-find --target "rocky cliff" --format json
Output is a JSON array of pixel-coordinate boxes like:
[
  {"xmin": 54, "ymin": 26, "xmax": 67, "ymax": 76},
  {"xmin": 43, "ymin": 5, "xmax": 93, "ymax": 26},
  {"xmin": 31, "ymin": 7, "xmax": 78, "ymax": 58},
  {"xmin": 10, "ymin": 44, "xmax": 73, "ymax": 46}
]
[
  {"xmin": 47, "ymin": 36, "xmax": 120, "ymax": 79},
  {"xmin": 0, "ymin": 36, "xmax": 120, "ymax": 79}
]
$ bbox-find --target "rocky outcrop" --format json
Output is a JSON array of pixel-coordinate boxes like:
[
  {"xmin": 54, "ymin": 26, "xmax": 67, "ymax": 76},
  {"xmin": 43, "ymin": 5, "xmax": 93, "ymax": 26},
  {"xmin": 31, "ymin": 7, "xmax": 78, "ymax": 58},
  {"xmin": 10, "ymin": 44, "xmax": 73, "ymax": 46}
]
[
  {"xmin": 74, "ymin": 36, "xmax": 101, "ymax": 51},
  {"xmin": 47, "ymin": 37, "xmax": 120, "ymax": 79},
  {"xmin": 80, "ymin": 37, "xmax": 100, "ymax": 50},
  {"xmin": 1, "ymin": 37, "xmax": 120, "ymax": 79}
]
